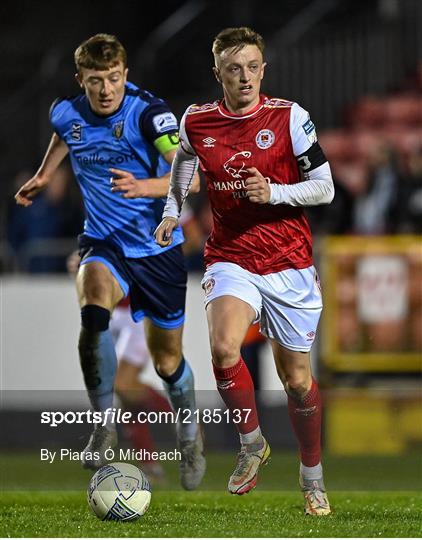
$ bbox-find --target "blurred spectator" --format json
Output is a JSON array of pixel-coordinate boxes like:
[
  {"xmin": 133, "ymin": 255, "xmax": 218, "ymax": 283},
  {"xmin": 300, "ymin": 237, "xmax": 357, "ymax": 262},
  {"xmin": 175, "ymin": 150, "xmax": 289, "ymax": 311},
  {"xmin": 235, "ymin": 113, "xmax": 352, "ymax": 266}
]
[
  {"xmin": 391, "ymin": 144, "xmax": 422, "ymax": 233},
  {"xmin": 7, "ymin": 163, "xmax": 83, "ymax": 272},
  {"xmin": 306, "ymin": 175, "xmax": 355, "ymax": 235},
  {"xmin": 352, "ymin": 142, "xmax": 400, "ymax": 234}
]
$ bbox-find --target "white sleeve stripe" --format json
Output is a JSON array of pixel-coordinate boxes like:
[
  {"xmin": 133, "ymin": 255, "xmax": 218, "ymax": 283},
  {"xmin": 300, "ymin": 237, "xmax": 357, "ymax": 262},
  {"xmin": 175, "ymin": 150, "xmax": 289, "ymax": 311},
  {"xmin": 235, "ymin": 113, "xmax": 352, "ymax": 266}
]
[
  {"xmin": 162, "ymin": 146, "xmax": 199, "ymax": 219},
  {"xmin": 268, "ymin": 162, "xmax": 334, "ymax": 207},
  {"xmin": 290, "ymin": 102, "xmax": 317, "ymax": 156},
  {"xmin": 179, "ymin": 109, "xmax": 196, "ymax": 155}
]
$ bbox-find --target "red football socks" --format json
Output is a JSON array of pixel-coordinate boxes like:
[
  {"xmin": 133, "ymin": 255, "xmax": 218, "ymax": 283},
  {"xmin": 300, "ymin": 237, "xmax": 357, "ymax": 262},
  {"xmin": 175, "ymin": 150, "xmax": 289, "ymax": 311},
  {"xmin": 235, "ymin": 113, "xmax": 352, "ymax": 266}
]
[
  {"xmin": 288, "ymin": 378, "xmax": 322, "ymax": 467},
  {"xmin": 213, "ymin": 357, "xmax": 259, "ymax": 435}
]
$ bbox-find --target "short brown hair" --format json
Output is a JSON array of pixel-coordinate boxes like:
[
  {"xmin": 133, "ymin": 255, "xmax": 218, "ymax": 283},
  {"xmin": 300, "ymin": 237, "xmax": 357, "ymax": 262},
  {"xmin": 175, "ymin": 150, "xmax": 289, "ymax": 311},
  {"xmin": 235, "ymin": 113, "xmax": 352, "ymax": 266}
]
[
  {"xmin": 212, "ymin": 27, "xmax": 265, "ymax": 57},
  {"xmin": 74, "ymin": 33, "xmax": 127, "ymax": 73}
]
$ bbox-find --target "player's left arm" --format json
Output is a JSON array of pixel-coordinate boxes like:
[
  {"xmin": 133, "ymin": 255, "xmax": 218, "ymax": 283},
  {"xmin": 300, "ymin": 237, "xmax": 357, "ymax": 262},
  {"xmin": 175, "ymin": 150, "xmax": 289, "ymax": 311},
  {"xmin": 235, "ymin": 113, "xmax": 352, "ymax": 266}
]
[{"xmin": 246, "ymin": 104, "xmax": 334, "ymax": 206}]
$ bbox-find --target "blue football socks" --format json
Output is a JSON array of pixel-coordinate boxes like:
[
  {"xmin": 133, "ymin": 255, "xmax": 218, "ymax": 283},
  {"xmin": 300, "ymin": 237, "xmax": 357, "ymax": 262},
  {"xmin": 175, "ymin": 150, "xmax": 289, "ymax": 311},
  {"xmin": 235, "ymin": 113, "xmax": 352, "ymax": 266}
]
[
  {"xmin": 158, "ymin": 357, "xmax": 199, "ymax": 441},
  {"xmin": 79, "ymin": 305, "xmax": 117, "ymax": 424}
]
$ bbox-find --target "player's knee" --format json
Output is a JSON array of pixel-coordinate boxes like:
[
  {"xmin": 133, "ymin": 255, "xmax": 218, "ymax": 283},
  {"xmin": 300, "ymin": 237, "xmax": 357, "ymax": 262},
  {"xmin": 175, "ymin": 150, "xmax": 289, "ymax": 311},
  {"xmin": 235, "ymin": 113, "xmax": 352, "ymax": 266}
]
[
  {"xmin": 80, "ymin": 304, "xmax": 110, "ymax": 332},
  {"xmin": 81, "ymin": 284, "xmax": 112, "ymax": 306},
  {"xmin": 211, "ymin": 338, "xmax": 240, "ymax": 368},
  {"xmin": 283, "ymin": 371, "xmax": 312, "ymax": 398},
  {"xmin": 150, "ymin": 346, "xmax": 182, "ymax": 376},
  {"xmin": 155, "ymin": 357, "xmax": 181, "ymax": 377}
]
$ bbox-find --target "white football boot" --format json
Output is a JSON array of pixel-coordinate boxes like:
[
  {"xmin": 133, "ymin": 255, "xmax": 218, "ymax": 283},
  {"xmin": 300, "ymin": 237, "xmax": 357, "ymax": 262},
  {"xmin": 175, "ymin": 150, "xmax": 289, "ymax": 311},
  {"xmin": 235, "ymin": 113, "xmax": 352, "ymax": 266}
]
[
  {"xmin": 300, "ymin": 475, "xmax": 331, "ymax": 515},
  {"xmin": 228, "ymin": 437, "xmax": 271, "ymax": 495}
]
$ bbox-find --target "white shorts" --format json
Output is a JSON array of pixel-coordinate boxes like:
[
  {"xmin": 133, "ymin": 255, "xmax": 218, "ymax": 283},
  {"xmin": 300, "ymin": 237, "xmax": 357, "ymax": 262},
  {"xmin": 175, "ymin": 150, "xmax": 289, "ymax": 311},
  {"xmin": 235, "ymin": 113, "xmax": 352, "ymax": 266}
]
[
  {"xmin": 201, "ymin": 262, "xmax": 323, "ymax": 352},
  {"xmin": 110, "ymin": 306, "xmax": 150, "ymax": 367}
]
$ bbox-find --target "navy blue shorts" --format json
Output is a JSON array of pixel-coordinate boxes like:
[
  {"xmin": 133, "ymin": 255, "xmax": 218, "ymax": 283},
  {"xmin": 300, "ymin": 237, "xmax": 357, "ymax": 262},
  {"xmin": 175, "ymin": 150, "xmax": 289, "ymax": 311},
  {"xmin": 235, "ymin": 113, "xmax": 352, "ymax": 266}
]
[{"xmin": 78, "ymin": 235, "xmax": 187, "ymax": 329}]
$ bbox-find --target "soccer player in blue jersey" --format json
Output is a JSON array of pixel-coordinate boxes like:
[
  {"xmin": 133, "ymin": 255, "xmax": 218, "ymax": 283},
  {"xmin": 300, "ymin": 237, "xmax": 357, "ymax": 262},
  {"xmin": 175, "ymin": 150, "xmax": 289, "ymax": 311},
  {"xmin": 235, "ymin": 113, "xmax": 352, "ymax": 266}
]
[{"xmin": 14, "ymin": 33, "xmax": 205, "ymax": 490}]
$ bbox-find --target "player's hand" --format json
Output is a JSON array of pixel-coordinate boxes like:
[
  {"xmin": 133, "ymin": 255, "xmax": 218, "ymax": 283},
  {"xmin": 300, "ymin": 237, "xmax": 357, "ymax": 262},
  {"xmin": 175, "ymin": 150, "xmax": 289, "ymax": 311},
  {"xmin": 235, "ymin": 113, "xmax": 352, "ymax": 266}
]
[
  {"xmin": 245, "ymin": 167, "xmax": 271, "ymax": 204},
  {"xmin": 14, "ymin": 175, "xmax": 49, "ymax": 207},
  {"xmin": 154, "ymin": 217, "xmax": 178, "ymax": 247},
  {"xmin": 110, "ymin": 168, "xmax": 150, "ymax": 198}
]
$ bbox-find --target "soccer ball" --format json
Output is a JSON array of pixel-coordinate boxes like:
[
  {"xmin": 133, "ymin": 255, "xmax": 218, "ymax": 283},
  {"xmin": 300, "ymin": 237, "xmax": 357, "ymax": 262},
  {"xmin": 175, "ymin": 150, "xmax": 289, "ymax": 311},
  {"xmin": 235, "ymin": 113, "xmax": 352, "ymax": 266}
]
[{"xmin": 87, "ymin": 462, "xmax": 151, "ymax": 521}]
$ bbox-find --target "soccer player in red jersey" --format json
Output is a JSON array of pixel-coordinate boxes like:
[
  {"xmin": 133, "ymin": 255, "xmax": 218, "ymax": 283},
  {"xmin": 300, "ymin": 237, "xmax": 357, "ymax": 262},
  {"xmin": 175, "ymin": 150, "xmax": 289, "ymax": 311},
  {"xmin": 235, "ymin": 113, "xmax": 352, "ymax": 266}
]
[{"xmin": 155, "ymin": 27, "xmax": 334, "ymax": 515}]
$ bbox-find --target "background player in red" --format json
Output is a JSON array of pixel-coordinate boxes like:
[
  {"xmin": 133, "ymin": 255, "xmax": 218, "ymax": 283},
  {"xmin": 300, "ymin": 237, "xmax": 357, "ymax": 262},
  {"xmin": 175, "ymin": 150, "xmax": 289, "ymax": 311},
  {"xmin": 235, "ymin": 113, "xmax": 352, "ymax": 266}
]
[{"xmin": 155, "ymin": 27, "xmax": 334, "ymax": 515}]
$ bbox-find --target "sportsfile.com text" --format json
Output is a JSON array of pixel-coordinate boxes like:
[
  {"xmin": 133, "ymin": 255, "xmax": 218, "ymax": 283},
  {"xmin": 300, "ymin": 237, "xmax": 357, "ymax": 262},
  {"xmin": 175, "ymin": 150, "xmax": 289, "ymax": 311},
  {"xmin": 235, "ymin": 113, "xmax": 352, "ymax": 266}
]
[{"xmin": 40, "ymin": 408, "xmax": 252, "ymax": 428}]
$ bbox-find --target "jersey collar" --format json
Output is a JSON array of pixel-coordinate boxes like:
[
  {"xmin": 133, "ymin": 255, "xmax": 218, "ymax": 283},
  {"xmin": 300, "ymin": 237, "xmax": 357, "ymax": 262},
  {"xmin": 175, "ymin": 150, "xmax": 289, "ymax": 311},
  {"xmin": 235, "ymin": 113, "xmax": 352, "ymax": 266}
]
[{"xmin": 218, "ymin": 94, "xmax": 265, "ymax": 119}]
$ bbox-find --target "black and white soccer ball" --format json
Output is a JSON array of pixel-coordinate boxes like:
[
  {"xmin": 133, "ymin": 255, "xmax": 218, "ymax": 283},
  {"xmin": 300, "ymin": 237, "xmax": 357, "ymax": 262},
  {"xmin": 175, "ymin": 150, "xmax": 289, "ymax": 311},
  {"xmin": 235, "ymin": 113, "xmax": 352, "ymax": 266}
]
[{"xmin": 87, "ymin": 462, "xmax": 151, "ymax": 521}]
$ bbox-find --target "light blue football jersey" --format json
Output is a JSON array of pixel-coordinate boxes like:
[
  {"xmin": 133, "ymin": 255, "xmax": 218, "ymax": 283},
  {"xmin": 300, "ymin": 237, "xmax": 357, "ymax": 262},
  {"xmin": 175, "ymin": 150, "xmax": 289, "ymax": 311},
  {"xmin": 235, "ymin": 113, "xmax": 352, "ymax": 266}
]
[{"xmin": 50, "ymin": 82, "xmax": 184, "ymax": 258}]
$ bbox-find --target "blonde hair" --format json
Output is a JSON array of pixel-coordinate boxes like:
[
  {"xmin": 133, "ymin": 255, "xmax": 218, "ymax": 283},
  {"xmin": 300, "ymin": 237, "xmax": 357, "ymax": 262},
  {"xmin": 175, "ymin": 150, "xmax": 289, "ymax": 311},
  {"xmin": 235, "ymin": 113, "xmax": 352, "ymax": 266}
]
[
  {"xmin": 74, "ymin": 33, "xmax": 127, "ymax": 73},
  {"xmin": 212, "ymin": 27, "xmax": 265, "ymax": 57}
]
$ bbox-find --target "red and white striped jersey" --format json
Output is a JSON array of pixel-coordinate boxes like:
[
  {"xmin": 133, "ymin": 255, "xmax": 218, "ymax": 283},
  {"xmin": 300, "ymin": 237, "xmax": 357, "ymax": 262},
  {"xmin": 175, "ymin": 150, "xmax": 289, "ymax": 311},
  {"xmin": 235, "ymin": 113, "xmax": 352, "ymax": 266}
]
[{"xmin": 180, "ymin": 94, "xmax": 318, "ymax": 275}]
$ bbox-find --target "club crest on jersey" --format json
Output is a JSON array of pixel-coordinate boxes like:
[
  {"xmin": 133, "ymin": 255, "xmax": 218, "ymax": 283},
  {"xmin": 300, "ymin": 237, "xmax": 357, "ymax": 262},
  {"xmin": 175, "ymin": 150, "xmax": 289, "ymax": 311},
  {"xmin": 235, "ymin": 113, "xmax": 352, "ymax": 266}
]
[
  {"xmin": 71, "ymin": 123, "xmax": 82, "ymax": 141},
  {"xmin": 112, "ymin": 121, "xmax": 124, "ymax": 139},
  {"xmin": 202, "ymin": 137, "xmax": 216, "ymax": 147},
  {"xmin": 255, "ymin": 129, "xmax": 275, "ymax": 149}
]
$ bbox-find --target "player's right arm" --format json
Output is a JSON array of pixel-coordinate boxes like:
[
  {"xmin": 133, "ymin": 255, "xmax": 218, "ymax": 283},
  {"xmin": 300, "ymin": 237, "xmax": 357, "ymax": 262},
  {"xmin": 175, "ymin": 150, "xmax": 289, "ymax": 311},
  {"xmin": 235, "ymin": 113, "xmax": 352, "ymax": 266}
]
[
  {"xmin": 111, "ymin": 100, "xmax": 199, "ymax": 199},
  {"xmin": 155, "ymin": 111, "xmax": 199, "ymax": 247},
  {"xmin": 15, "ymin": 133, "xmax": 68, "ymax": 206}
]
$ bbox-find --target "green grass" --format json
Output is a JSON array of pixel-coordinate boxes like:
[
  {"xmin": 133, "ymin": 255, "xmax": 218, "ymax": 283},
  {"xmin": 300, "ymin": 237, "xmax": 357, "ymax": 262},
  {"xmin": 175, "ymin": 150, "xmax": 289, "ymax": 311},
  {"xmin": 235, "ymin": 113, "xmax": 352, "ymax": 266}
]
[
  {"xmin": 0, "ymin": 452, "xmax": 421, "ymax": 537},
  {"xmin": 1, "ymin": 491, "xmax": 421, "ymax": 537},
  {"xmin": 1, "ymin": 451, "xmax": 421, "ymax": 491}
]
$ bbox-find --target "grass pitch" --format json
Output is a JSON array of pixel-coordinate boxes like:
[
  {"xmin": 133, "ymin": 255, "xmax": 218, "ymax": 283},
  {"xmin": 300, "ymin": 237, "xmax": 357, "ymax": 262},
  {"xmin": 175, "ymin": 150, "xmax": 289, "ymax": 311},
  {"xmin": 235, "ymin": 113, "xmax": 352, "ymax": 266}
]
[
  {"xmin": 1, "ymin": 452, "xmax": 421, "ymax": 537},
  {"xmin": 1, "ymin": 490, "xmax": 421, "ymax": 537}
]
